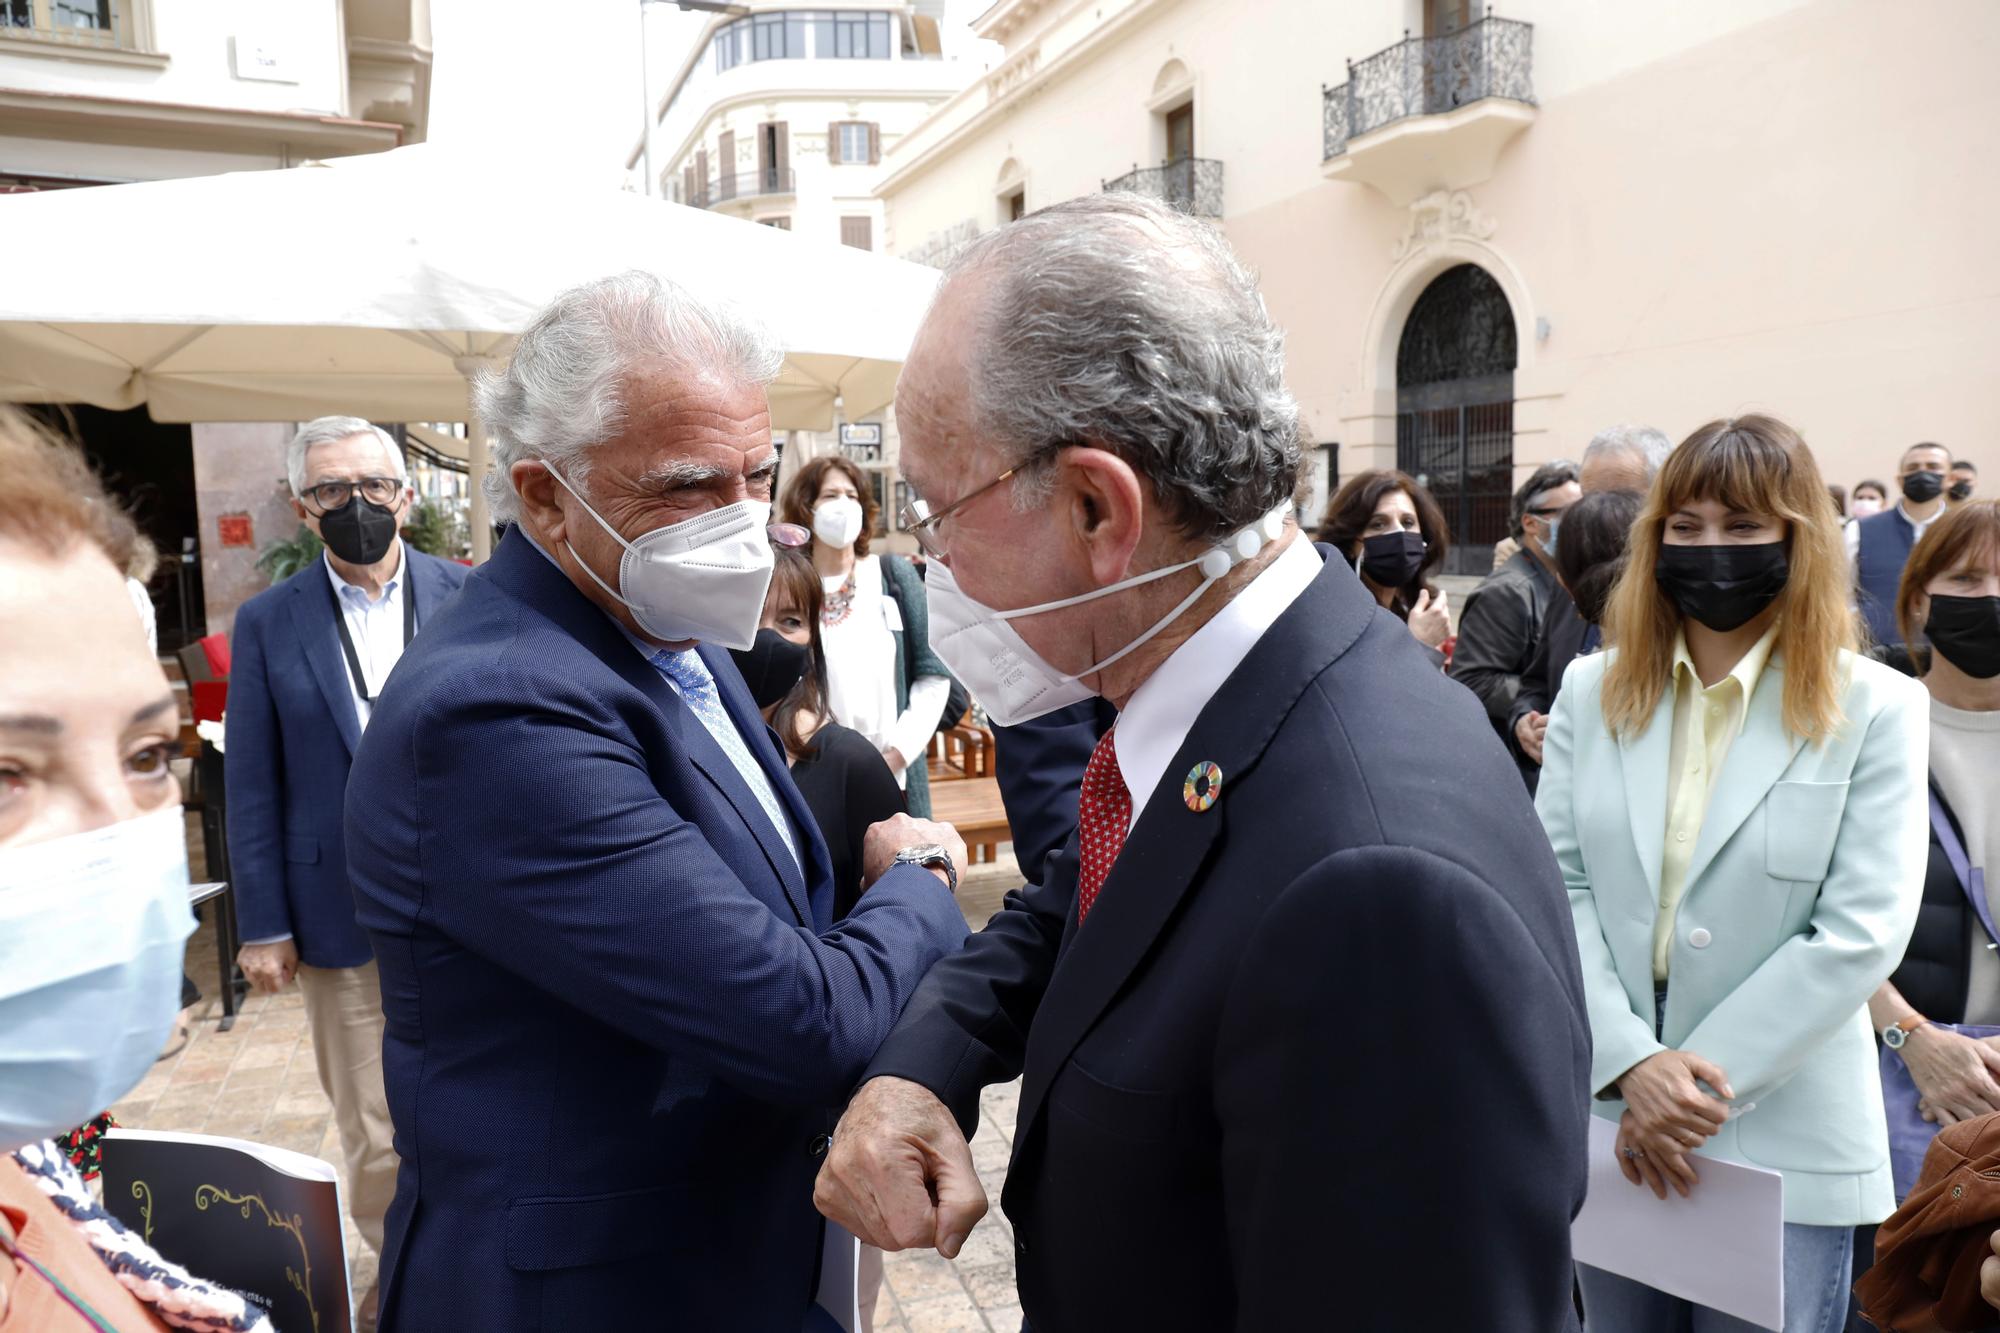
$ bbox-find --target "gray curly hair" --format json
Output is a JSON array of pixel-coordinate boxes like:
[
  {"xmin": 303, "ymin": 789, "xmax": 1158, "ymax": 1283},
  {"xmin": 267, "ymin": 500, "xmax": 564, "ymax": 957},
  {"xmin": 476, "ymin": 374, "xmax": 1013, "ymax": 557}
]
[
  {"xmin": 941, "ymin": 193, "xmax": 1300, "ymax": 540},
  {"xmin": 475, "ymin": 270, "xmax": 783, "ymax": 524}
]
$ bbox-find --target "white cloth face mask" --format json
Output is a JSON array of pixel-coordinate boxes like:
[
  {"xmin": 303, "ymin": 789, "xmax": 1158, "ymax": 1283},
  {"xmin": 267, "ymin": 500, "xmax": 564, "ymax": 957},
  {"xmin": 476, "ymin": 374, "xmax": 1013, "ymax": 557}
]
[
  {"xmin": 0, "ymin": 805, "xmax": 196, "ymax": 1152},
  {"xmin": 926, "ymin": 505, "xmax": 1291, "ymax": 727},
  {"xmin": 544, "ymin": 463, "xmax": 774, "ymax": 651},
  {"xmin": 812, "ymin": 497, "xmax": 865, "ymax": 551}
]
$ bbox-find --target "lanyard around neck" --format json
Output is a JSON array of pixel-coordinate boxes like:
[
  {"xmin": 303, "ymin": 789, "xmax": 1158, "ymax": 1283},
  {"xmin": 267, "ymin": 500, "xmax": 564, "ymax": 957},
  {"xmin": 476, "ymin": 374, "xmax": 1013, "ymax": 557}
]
[{"xmin": 325, "ymin": 568, "xmax": 417, "ymax": 704}]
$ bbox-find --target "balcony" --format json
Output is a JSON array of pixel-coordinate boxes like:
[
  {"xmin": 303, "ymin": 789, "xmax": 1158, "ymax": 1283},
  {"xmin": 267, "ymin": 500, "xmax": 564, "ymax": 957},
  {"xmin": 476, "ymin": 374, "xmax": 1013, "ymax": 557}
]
[
  {"xmin": 1321, "ymin": 15, "xmax": 1535, "ymax": 205},
  {"xmin": 691, "ymin": 168, "xmax": 796, "ymax": 210},
  {"xmin": 1102, "ymin": 157, "xmax": 1224, "ymax": 220}
]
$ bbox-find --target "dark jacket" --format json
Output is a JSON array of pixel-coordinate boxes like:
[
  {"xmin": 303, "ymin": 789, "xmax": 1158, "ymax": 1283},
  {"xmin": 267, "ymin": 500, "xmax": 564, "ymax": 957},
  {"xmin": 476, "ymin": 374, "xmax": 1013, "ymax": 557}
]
[
  {"xmin": 991, "ymin": 698, "xmax": 1118, "ymax": 883},
  {"xmin": 1508, "ymin": 593, "xmax": 1593, "ymax": 765},
  {"xmin": 343, "ymin": 529, "xmax": 969, "ymax": 1333},
  {"xmin": 224, "ymin": 549, "xmax": 468, "ymax": 967},
  {"xmin": 790, "ymin": 721, "xmax": 906, "ymax": 921},
  {"xmin": 1884, "ymin": 784, "xmax": 1980, "ymax": 1025},
  {"xmin": 1450, "ymin": 548, "xmax": 1559, "ymax": 782},
  {"xmin": 865, "ymin": 546, "xmax": 1592, "ymax": 1332}
]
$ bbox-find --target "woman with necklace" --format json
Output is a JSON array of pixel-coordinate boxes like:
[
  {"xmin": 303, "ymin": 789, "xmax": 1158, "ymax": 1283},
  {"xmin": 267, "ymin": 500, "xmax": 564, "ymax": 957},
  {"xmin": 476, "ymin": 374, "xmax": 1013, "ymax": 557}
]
[{"xmin": 779, "ymin": 455, "xmax": 952, "ymax": 818}]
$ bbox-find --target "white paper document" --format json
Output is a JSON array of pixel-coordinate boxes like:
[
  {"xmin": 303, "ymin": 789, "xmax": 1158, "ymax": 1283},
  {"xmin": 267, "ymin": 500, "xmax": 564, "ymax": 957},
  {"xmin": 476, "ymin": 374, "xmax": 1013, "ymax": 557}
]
[
  {"xmin": 814, "ymin": 1220, "xmax": 861, "ymax": 1333},
  {"xmin": 1571, "ymin": 1116, "xmax": 1785, "ymax": 1330}
]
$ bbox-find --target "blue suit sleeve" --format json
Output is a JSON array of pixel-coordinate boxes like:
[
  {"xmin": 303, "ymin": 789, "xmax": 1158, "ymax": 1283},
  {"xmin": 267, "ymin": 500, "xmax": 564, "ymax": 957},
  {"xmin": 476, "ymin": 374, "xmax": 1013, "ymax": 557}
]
[
  {"xmin": 223, "ymin": 599, "xmax": 292, "ymax": 942},
  {"xmin": 407, "ymin": 693, "xmax": 969, "ymax": 1109}
]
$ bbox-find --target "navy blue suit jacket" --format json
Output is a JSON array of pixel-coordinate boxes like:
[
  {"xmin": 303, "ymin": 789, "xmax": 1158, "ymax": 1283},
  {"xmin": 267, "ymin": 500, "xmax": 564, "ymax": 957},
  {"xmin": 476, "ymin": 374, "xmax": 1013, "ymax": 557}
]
[
  {"xmin": 866, "ymin": 546, "xmax": 1592, "ymax": 1332},
  {"xmin": 991, "ymin": 699, "xmax": 1116, "ymax": 881},
  {"xmin": 343, "ymin": 529, "xmax": 969, "ymax": 1333},
  {"xmin": 224, "ymin": 548, "xmax": 468, "ymax": 967}
]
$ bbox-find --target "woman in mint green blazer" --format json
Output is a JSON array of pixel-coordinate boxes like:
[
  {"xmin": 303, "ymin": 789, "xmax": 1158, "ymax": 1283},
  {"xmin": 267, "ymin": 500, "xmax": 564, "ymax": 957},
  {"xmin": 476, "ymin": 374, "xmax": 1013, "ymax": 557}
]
[{"xmin": 1537, "ymin": 416, "xmax": 1930, "ymax": 1333}]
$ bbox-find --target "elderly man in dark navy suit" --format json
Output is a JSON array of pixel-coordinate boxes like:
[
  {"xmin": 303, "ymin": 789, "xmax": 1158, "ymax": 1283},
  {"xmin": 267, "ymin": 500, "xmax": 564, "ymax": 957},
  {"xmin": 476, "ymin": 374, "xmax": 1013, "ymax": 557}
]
[
  {"xmin": 343, "ymin": 272, "xmax": 969, "ymax": 1333},
  {"xmin": 225, "ymin": 416, "xmax": 467, "ymax": 1329},
  {"xmin": 814, "ymin": 195, "xmax": 1593, "ymax": 1331}
]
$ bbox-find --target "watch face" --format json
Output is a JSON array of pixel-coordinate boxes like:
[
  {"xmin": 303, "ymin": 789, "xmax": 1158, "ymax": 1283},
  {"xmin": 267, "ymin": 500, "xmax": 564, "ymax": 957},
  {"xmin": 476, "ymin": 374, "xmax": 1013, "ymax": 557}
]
[{"xmin": 1884, "ymin": 1025, "xmax": 1907, "ymax": 1049}]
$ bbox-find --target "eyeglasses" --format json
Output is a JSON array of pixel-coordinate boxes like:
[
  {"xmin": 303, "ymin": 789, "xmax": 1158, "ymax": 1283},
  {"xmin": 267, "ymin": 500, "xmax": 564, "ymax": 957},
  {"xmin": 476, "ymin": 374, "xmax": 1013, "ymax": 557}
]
[
  {"xmin": 300, "ymin": 476, "xmax": 403, "ymax": 513},
  {"xmin": 897, "ymin": 463, "xmax": 1034, "ymax": 559},
  {"xmin": 767, "ymin": 522, "xmax": 811, "ymax": 549},
  {"xmin": 1526, "ymin": 504, "xmax": 1570, "ymax": 519}
]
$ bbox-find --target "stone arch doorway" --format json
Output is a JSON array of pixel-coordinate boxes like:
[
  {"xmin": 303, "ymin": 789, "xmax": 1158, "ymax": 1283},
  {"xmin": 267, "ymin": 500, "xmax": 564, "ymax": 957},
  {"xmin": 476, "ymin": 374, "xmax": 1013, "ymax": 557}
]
[{"xmin": 1395, "ymin": 262, "xmax": 1516, "ymax": 574}]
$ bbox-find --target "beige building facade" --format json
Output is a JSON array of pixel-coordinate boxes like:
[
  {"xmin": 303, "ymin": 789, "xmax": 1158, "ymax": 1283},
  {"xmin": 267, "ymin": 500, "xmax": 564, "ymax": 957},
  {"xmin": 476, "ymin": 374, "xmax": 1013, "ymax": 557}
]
[{"xmin": 877, "ymin": 0, "xmax": 2000, "ymax": 569}]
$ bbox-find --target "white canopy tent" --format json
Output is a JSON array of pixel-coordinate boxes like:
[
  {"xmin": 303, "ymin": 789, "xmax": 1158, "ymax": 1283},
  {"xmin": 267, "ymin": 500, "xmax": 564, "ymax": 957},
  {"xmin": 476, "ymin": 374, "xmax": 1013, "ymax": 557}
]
[{"xmin": 0, "ymin": 144, "xmax": 942, "ymax": 558}]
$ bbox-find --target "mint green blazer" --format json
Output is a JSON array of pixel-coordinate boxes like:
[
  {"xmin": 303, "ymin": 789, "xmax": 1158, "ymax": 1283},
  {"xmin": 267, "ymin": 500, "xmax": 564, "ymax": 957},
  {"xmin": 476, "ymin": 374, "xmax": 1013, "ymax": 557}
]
[{"xmin": 1537, "ymin": 648, "xmax": 1929, "ymax": 1225}]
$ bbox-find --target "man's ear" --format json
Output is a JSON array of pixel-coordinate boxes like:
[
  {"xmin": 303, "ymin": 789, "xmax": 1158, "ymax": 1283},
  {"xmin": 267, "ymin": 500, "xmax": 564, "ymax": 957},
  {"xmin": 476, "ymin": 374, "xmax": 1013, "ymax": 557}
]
[
  {"xmin": 512, "ymin": 461, "xmax": 565, "ymax": 547},
  {"xmin": 1057, "ymin": 446, "xmax": 1147, "ymax": 586}
]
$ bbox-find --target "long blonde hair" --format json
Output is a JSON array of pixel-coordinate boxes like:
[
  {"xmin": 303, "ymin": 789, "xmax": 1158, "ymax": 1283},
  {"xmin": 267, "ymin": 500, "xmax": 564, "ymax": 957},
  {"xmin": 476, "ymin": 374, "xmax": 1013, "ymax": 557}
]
[{"xmin": 1600, "ymin": 414, "xmax": 1855, "ymax": 743}]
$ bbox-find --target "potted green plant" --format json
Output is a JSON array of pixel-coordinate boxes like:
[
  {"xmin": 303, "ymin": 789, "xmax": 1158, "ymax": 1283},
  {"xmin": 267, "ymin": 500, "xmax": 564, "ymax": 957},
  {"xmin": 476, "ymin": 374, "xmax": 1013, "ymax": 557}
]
[{"xmin": 255, "ymin": 524, "xmax": 324, "ymax": 583}]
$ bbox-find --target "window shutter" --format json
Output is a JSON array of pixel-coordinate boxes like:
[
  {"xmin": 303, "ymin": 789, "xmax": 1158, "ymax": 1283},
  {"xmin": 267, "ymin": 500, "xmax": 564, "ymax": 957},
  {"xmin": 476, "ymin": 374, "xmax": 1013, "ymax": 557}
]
[
  {"xmin": 682, "ymin": 165, "xmax": 696, "ymax": 204},
  {"xmin": 868, "ymin": 123, "xmax": 881, "ymax": 165},
  {"xmin": 828, "ymin": 121, "xmax": 842, "ymax": 164},
  {"xmin": 775, "ymin": 122, "xmax": 790, "ymax": 172},
  {"xmin": 717, "ymin": 131, "xmax": 735, "ymax": 199},
  {"xmin": 841, "ymin": 216, "xmax": 873, "ymax": 251}
]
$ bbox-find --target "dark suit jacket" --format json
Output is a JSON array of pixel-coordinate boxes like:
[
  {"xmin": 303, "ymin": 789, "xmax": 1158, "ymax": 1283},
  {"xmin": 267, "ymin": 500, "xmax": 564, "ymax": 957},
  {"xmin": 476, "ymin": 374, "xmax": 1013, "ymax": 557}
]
[
  {"xmin": 991, "ymin": 698, "xmax": 1118, "ymax": 882},
  {"xmin": 1450, "ymin": 549, "xmax": 1559, "ymax": 787},
  {"xmin": 343, "ymin": 530, "xmax": 969, "ymax": 1333},
  {"xmin": 224, "ymin": 548, "xmax": 467, "ymax": 967},
  {"xmin": 1508, "ymin": 591, "xmax": 1592, "ymax": 790},
  {"xmin": 866, "ymin": 546, "xmax": 1591, "ymax": 1332}
]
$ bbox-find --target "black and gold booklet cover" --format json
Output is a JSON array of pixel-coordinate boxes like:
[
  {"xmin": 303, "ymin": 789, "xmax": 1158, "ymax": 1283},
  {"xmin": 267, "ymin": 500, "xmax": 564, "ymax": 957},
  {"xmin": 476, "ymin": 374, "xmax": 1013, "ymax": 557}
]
[{"xmin": 100, "ymin": 1128, "xmax": 352, "ymax": 1333}]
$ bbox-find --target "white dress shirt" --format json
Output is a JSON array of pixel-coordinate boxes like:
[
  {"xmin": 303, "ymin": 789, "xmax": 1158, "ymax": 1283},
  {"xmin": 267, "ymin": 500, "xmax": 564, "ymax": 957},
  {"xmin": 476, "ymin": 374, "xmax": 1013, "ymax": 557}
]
[
  {"xmin": 1113, "ymin": 535, "xmax": 1323, "ymax": 828},
  {"xmin": 324, "ymin": 546, "xmax": 408, "ymax": 733}
]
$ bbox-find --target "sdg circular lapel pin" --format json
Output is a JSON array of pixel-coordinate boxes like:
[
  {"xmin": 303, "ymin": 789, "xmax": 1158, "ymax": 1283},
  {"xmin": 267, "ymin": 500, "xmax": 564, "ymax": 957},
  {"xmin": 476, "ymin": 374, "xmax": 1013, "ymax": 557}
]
[{"xmin": 1183, "ymin": 761, "xmax": 1223, "ymax": 814}]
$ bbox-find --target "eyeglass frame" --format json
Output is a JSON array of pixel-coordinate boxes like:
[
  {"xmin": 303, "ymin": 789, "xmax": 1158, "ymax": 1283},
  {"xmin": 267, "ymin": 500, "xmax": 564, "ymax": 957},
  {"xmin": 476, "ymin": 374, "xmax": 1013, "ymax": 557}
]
[
  {"xmin": 897, "ymin": 448, "xmax": 1057, "ymax": 559},
  {"xmin": 297, "ymin": 476, "xmax": 407, "ymax": 515}
]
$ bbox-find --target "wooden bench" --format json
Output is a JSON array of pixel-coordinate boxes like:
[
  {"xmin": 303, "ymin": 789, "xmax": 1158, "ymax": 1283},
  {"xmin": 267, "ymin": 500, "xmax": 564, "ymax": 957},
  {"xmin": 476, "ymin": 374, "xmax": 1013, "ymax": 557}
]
[{"xmin": 927, "ymin": 776, "xmax": 1011, "ymax": 864}]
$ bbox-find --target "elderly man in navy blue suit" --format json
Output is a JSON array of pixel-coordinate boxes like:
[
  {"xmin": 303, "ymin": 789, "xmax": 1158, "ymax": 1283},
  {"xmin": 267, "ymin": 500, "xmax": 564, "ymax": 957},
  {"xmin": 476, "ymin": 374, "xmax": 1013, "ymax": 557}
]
[
  {"xmin": 813, "ymin": 195, "xmax": 1593, "ymax": 1331},
  {"xmin": 342, "ymin": 271, "xmax": 969, "ymax": 1333},
  {"xmin": 225, "ymin": 415, "xmax": 468, "ymax": 1328}
]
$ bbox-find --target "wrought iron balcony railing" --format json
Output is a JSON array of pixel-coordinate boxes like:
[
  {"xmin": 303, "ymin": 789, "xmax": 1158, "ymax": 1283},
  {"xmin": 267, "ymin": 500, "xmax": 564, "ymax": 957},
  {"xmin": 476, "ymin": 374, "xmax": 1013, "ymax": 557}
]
[
  {"xmin": 691, "ymin": 168, "xmax": 797, "ymax": 209},
  {"xmin": 1322, "ymin": 15, "xmax": 1534, "ymax": 160},
  {"xmin": 1101, "ymin": 157, "xmax": 1224, "ymax": 219}
]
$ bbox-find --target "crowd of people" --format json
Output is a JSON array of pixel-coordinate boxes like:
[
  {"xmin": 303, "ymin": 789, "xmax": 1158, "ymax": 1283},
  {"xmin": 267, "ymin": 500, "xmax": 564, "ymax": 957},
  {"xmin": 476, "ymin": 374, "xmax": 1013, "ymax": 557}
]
[{"xmin": 3, "ymin": 190, "xmax": 1998, "ymax": 1332}]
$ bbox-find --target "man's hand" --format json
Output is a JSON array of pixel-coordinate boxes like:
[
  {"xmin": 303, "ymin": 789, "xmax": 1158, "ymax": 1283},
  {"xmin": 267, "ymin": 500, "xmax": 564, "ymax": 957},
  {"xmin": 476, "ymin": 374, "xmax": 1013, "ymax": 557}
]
[
  {"xmin": 861, "ymin": 814, "xmax": 967, "ymax": 892},
  {"xmin": 237, "ymin": 939, "xmax": 299, "ymax": 995},
  {"xmin": 815, "ymin": 1076, "xmax": 988, "ymax": 1258},
  {"xmin": 1617, "ymin": 1049, "xmax": 1732, "ymax": 1151},
  {"xmin": 1514, "ymin": 710, "xmax": 1549, "ymax": 764},
  {"xmin": 1408, "ymin": 588, "xmax": 1451, "ymax": 649}
]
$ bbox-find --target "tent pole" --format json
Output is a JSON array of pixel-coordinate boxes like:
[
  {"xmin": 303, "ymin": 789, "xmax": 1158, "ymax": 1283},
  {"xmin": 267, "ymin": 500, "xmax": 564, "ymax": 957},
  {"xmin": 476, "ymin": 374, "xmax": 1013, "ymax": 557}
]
[{"xmin": 467, "ymin": 404, "xmax": 491, "ymax": 563}]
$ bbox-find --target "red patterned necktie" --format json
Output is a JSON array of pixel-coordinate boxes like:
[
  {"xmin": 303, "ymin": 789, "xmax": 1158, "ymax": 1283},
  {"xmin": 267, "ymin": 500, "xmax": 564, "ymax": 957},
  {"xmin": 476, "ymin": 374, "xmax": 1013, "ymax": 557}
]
[{"xmin": 1076, "ymin": 727, "xmax": 1132, "ymax": 925}]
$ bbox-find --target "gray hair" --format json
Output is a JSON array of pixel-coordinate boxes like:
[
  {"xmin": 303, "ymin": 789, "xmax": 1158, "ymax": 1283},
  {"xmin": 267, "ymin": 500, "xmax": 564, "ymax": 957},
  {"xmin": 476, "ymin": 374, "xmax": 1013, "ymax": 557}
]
[
  {"xmin": 940, "ymin": 193, "xmax": 1300, "ymax": 541},
  {"xmin": 1510, "ymin": 459, "xmax": 1579, "ymax": 539},
  {"xmin": 287, "ymin": 416, "xmax": 406, "ymax": 497},
  {"xmin": 1582, "ymin": 424, "xmax": 1672, "ymax": 483},
  {"xmin": 475, "ymin": 270, "xmax": 784, "ymax": 523}
]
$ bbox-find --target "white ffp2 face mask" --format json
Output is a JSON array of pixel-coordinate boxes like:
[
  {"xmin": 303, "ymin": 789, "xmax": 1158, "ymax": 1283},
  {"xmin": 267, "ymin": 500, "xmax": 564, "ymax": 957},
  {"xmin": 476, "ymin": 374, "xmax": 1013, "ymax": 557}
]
[
  {"xmin": 545, "ymin": 463, "xmax": 774, "ymax": 651},
  {"xmin": 926, "ymin": 506, "xmax": 1291, "ymax": 727},
  {"xmin": 0, "ymin": 804, "xmax": 196, "ymax": 1152},
  {"xmin": 812, "ymin": 497, "xmax": 865, "ymax": 551}
]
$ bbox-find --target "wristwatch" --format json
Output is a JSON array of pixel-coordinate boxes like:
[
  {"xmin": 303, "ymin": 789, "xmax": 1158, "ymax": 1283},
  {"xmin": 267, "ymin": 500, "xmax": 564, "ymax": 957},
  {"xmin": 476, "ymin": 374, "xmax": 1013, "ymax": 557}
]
[
  {"xmin": 893, "ymin": 843, "xmax": 958, "ymax": 894},
  {"xmin": 1882, "ymin": 1015, "xmax": 1927, "ymax": 1049}
]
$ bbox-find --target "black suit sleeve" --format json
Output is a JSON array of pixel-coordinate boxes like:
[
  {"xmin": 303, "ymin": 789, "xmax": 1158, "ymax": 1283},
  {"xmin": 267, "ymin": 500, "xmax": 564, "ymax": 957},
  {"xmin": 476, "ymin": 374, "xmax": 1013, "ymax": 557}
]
[
  {"xmin": 1447, "ymin": 582, "xmax": 1537, "ymax": 728},
  {"xmin": 991, "ymin": 699, "xmax": 1116, "ymax": 879},
  {"xmin": 1214, "ymin": 844, "xmax": 1589, "ymax": 1333},
  {"xmin": 861, "ymin": 838, "xmax": 1081, "ymax": 1136},
  {"xmin": 1507, "ymin": 599, "xmax": 1562, "ymax": 739}
]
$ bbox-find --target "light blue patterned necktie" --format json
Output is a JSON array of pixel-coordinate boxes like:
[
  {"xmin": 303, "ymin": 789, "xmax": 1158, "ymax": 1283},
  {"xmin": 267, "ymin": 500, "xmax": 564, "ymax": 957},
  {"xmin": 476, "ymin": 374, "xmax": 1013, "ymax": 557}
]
[{"xmin": 650, "ymin": 648, "xmax": 801, "ymax": 871}]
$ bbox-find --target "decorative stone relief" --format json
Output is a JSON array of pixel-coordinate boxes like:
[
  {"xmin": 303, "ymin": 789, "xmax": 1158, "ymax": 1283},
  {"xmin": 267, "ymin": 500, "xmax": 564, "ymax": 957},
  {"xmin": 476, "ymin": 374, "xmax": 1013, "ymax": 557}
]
[{"xmin": 1390, "ymin": 189, "xmax": 1497, "ymax": 262}]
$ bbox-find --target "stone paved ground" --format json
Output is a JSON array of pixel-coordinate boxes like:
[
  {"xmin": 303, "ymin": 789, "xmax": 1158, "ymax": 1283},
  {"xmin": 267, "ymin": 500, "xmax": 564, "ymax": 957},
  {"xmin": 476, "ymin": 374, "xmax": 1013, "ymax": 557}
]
[{"xmin": 123, "ymin": 822, "xmax": 1025, "ymax": 1331}]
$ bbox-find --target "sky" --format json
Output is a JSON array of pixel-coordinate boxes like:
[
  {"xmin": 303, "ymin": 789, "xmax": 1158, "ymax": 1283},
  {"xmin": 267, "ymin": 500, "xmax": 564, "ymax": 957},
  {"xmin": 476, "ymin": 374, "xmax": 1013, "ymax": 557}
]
[{"xmin": 424, "ymin": 0, "xmax": 995, "ymax": 187}]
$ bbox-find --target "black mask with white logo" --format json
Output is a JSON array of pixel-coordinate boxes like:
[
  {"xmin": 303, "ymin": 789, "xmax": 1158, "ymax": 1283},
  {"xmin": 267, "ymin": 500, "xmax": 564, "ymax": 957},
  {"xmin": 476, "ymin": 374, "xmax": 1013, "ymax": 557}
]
[
  {"xmin": 1926, "ymin": 595, "xmax": 2000, "ymax": 680},
  {"xmin": 1653, "ymin": 542, "xmax": 1790, "ymax": 633},
  {"xmin": 318, "ymin": 497, "xmax": 400, "ymax": 566},
  {"xmin": 729, "ymin": 628, "xmax": 813, "ymax": 710},
  {"xmin": 1358, "ymin": 529, "xmax": 1427, "ymax": 589},
  {"xmin": 1902, "ymin": 471, "xmax": 1946, "ymax": 504}
]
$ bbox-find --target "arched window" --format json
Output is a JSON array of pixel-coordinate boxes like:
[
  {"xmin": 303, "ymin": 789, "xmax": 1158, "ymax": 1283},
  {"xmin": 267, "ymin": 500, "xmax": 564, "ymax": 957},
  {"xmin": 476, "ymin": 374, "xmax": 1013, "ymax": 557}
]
[{"xmin": 1395, "ymin": 263, "xmax": 1516, "ymax": 572}]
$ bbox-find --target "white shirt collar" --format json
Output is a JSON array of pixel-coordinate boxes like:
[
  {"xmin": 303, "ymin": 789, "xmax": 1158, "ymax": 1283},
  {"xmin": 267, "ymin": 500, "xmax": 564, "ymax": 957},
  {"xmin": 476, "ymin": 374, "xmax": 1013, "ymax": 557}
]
[
  {"xmin": 1113, "ymin": 535, "xmax": 1323, "ymax": 822},
  {"xmin": 1897, "ymin": 499, "xmax": 1943, "ymax": 533},
  {"xmin": 323, "ymin": 544, "xmax": 402, "ymax": 604}
]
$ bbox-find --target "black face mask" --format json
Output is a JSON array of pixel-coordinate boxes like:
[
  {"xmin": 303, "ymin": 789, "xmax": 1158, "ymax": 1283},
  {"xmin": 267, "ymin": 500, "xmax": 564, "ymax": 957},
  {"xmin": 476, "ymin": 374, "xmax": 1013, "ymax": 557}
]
[
  {"xmin": 729, "ymin": 628, "xmax": 812, "ymax": 710},
  {"xmin": 1653, "ymin": 542, "xmax": 1790, "ymax": 633},
  {"xmin": 1358, "ymin": 529, "xmax": 1427, "ymax": 589},
  {"xmin": 1902, "ymin": 471, "xmax": 1946, "ymax": 504},
  {"xmin": 1949, "ymin": 480, "xmax": 1975, "ymax": 503},
  {"xmin": 1926, "ymin": 595, "xmax": 2000, "ymax": 680},
  {"xmin": 318, "ymin": 497, "xmax": 400, "ymax": 566}
]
